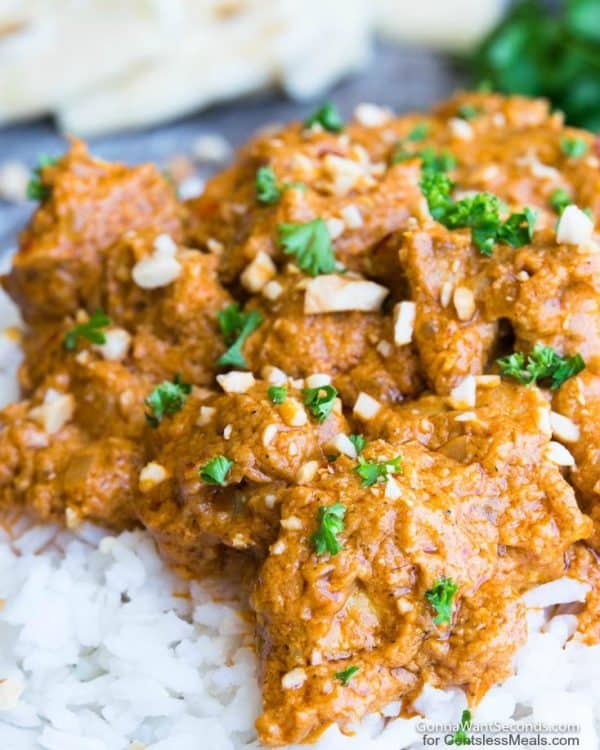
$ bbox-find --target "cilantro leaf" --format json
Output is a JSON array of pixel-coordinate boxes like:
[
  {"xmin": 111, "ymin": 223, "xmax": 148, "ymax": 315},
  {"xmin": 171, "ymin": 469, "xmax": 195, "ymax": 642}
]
[
  {"xmin": 496, "ymin": 206, "xmax": 537, "ymax": 248},
  {"xmin": 217, "ymin": 304, "xmax": 262, "ymax": 369},
  {"xmin": 497, "ymin": 343, "xmax": 585, "ymax": 389},
  {"xmin": 469, "ymin": 0, "xmax": 600, "ymax": 132},
  {"xmin": 335, "ymin": 666, "xmax": 359, "ymax": 686},
  {"xmin": 199, "ymin": 455, "xmax": 233, "ymax": 486},
  {"xmin": 145, "ymin": 375, "xmax": 192, "ymax": 428},
  {"xmin": 310, "ymin": 502, "xmax": 346, "ymax": 556},
  {"xmin": 304, "ymin": 102, "xmax": 344, "ymax": 133},
  {"xmin": 452, "ymin": 709, "xmax": 473, "ymax": 746},
  {"xmin": 63, "ymin": 309, "xmax": 111, "ymax": 351},
  {"xmin": 268, "ymin": 385, "xmax": 287, "ymax": 404},
  {"xmin": 302, "ymin": 384, "xmax": 337, "ymax": 422},
  {"xmin": 550, "ymin": 352, "xmax": 586, "ymax": 389},
  {"xmin": 277, "ymin": 219, "xmax": 335, "ymax": 276},
  {"xmin": 255, "ymin": 166, "xmax": 305, "ymax": 205},
  {"xmin": 425, "ymin": 576, "xmax": 458, "ymax": 625},
  {"xmin": 27, "ymin": 155, "xmax": 58, "ymax": 202},
  {"xmin": 392, "ymin": 145, "xmax": 457, "ymax": 175},
  {"xmin": 457, "ymin": 104, "xmax": 480, "ymax": 120},
  {"xmin": 349, "ymin": 434, "xmax": 365, "ymax": 454},
  {"xmin": 255, "ymin": 166, "xmax": 281, "ymax": 205},
  {"xmin": 353, "ymin": 455, "xmax": 403, "ymax": 487},
  {"xmin": 560, "ymin": 136, "xmax": 588, "ymax": 158},
  {"xmin": 407, "ymin": 122, "xmax": 430, "ymax": 141},
  {"xmin": 550, "ymin": 187, "xmax": 572, "ymax": 214}
]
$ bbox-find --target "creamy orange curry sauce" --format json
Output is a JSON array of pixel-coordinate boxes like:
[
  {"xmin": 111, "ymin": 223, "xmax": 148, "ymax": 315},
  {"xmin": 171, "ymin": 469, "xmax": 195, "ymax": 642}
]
[{"xmin": 2, "ymin": 92, "xmax": 600, "ymax": 745}]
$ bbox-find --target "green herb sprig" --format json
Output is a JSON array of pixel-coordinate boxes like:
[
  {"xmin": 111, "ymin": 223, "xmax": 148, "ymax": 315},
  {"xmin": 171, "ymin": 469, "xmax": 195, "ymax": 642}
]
[
  {"xmin": 452, "ymin": 709, "xmax": 473, "ymax": 745},
  {"xmin": 560, "ymin": 136, "xmax": 588, "ymax": 158},
  {"xmin": 335, "ymin": 666, "xmax": 359, "ymax": 686},
  {"xmin": 304, "ymin": 102, "xmax": 344, "ymax": 133},
  {"xmin": 255, "ymin": 166, "xmax": 305, "ymax": 205},
  {"xmin": 277, "ymin": 219, "xmax": 335, "ymax": 277},
  {"xmin": 310, "ymin": 502, "xmax": 346, "ymax": 556},
  {"xmin": 199, "ymin": 456, "xmax": 233, "ymax": 486},
  {"xmin": 497, "ymin": 344, "xmax": 585, "ymax": 389},
  {"xmin": 349, "ymin": 434, "xmax": 365, "ymax": 455},
  {"xmin": 267, "ymin": 385, "xmax": 287, "ymax": 404},
  {"xmin": 302, "ymin": 385, "xmax": 338, "ymax": 422},
  {"xmin": 420, "ymin": 173, "xmax": 537, "ymax": 256},
  {"xmin": 27, "ymin": 155, "xmax": 58, "ymax": 201},
  {"xmin": 425, "ymin": 576, "xmax": 458, "ymax": 625},
  {"xmin": 63, "ymin": 309, "xmax": 111, "ymax": 351},
  {"xmin": 217, "ymin": 303, "xmax": 262, "ymax": 369},
  {"xmin": 353, "ymin": 455, "xmax": 402, "ymax": 487},
  {"xmin": 470, "ymin": 0, "xmax": 600, "ymax": 131},
  {"xmin": 145, "ymin": 375, "xmax": 192, "ymax": 428}
]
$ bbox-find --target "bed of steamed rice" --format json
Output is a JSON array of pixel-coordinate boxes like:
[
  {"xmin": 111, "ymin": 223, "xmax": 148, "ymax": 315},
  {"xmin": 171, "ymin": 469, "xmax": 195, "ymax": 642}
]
[{"xmin": 1, "ymin": 275, "xmax": 600, "ymax": 750}]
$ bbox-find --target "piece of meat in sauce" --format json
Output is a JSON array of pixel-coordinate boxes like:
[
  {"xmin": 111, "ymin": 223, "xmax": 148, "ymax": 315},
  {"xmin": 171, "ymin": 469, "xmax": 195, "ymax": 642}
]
[
  {"xmin": 400, "ymin": 224, "xmax": 600, "ymax": 394},
  {"xmin": 3, "ymin": 140, "xmax": 183, "ymax": 325},
  {"xmin": 242, "ymin": 272, "xmax": 422, "ymax": 405},
  {"xmin": 0, "ymin": 369, "xmax": 146, "ymax": 529},
  {"xmin": 185, "ymin": 118, "xmax": 426, "ymax": 284},
  {"xmin": 252, "ymin": 440, "xmax": 505, "ymax": 745},
  {"xmin": 135, "ymin": 379, "xmax": 349, "ymax": 577},
  {"xmin": 354, "ymin": 380, "xmax": 592, "ymax": 582},
  {"xmin": 20, "ymin": 229, "xmax": 232, "ymax": 393}
]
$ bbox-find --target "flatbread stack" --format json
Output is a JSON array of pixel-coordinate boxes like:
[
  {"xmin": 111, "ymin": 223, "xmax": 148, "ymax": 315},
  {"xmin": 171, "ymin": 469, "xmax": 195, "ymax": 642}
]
[{"xmin": 0, "ymin": 0, "xmax": 503, "ymax": 135}]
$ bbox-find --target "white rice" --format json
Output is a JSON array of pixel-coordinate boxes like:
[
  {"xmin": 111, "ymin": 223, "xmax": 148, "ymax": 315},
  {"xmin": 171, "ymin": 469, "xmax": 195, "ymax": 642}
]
[{"xmin": 0, "ymin": 273, "xmax": 599, "ymax": 749}]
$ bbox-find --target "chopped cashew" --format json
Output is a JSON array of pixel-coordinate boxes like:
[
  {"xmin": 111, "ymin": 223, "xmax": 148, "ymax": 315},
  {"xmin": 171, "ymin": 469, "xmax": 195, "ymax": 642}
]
[
  {"xmin": 556, "ymin": 205, "xmax": 594, "ymax": 246},
  {"xmin": 241, "ymin": 251, "xmax": 277, "ymax": 293},
  {"xmin": 304, "ymin": 275, "xmax": 388, "ymax": 314},
  {"xmin": 29, "ymin": 389, "xmax": 75, "ymax": 435},
  {"xmin": 393, "ymin": 301, "xmax": 416, "ymax": 345},
  {"xmin": 448, "ymin": 375, "xmax": 476, "ymax": 409},
  {"xmin": 550, "ymin": 412, "xmax": 581, "ymax": 443},
  {"xmin": 353, "ymin": 392, "xmax": 381, "ymax": 420},
  {"xmin": 139, "ymin": 462, "xmax": 169, "ymax": 493},
  {"xmin": 217, "ymin": 371, "xmax": 256, "ymax": 394}
]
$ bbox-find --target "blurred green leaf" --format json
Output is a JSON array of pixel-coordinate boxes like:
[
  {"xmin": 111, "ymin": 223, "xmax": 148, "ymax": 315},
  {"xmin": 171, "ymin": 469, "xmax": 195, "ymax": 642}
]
[{"xmin": 469, "ymin": 0, "xmax": 600, "ymax": 131}]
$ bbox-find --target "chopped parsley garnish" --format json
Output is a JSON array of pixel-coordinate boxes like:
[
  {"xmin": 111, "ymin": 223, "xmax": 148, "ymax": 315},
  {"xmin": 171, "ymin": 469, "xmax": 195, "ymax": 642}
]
[
  {"xmin": 550, "ymin": 187, "xmax": 571, "ymax": 214},
  {"xmin": 199, "ymin": 455, "xmax": 233, "ymax": 486},
  {"xmin": 420, "ymin": 173, "xmax": 537, "ymax": 256},
  {"xmin": 452, "ymin": 709, "xmax": 473, "ymax": 746},
  {"xmin": 63, "ymin": 309, "xmax": 111, "ymax": 351},
  {"xmin": 145, "ymin": 375, "xmax": 192, "ymax": 428},
  {"xmin": 406, "ymin": 122, "xmax": 430, "ymax": 141},
  {"xmin": 497, "ymin": 344, "xmax": 585, "ymax": 390},
  {"xmin": 268, "ymin": 385, "xmax": 287, "ymax": 404},
  {"xmin": 353, "ymin": 455, "xmax": 402, "ymax": 487},
  {"xmin": 27, "ymin": 155, "xmax": 58, "ymax": 201},
  {"xmin": 335, "ymin": 665, "xmax": 359, "ymax": 686},
  {"xmin": 304, "ymin": 102, "xmax": 344, "ymax": 133},
  {"xmin": 420, "ymin": 171, "xmax": 454, "ymax": 220},
  {"xmin": 255, "ymin": 166, "xmax": 281, "ymax": 205},
  {"xmin": 392, "ymin": 145, "xmax": 457, "ymax": 175},
  {"xmin": 310, "ymin": 502, "xmax": 346, "ymax": 556},
  {"xmin": 277, "ymin": 219, "xmax": 335, "ymax": 277},
  {"xmin": 349, "ymin": 434, "xmax": 365, "ymax": 454},
  {"xmin": 302, "ymin": 384, "xmax": 338, "ymax": 422},
  {"xmin": 457, "ymin": 104, "xmax": 480, "ymax": 121},
  {"xmin": 560, "ymin": 136, "xmax": 588, "ymax": 158},
  {"xmin": 217, "ymin": 303, "xmax": 262, "ymax": 369},
  {"xmin": 255, "ymin": 166, "xmax": 306, "ymax": 205},
  {"xmin": 425, "ymin": 576, "xmax": 458, "ymax": 625},
  {"xmin": 420, "ymin": 148, "xmax": 457, "ymax": 176}
]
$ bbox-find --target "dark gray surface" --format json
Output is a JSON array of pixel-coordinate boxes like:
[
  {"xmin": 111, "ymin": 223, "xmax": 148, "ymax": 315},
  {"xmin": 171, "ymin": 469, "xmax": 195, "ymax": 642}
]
[{"xmin": 0, "ymin": 42, "xmax": 467, "ymax": 252}]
